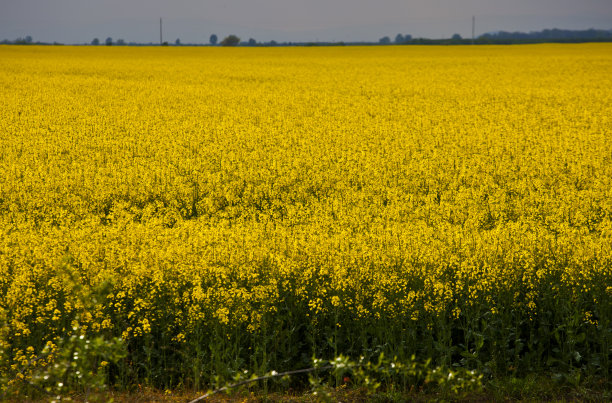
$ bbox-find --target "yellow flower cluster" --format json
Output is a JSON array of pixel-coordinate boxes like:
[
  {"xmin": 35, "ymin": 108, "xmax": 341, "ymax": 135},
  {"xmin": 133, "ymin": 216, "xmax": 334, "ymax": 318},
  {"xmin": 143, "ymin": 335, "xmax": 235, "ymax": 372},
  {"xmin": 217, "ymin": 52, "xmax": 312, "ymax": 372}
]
[{"xmin": 0, "ymin": 44, "xmax": 610, "ymax": 385}]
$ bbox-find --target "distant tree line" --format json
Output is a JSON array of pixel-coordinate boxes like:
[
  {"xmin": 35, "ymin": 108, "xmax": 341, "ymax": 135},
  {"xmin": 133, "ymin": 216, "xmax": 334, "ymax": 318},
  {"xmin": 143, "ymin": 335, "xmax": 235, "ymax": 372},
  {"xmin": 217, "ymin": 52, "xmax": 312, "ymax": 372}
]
[
  {"xmin": 89, "ymin": 37, "xmax": 125, "ymax": 46},
  {"xmin": 486, "ymin": 28, "xmax": 612, "ymax": 40},
  {"xmin": 0, "ymin": 35, "xmax": 64, "ymax": 45},
  {"xmin": 3, "ymin": 28, "xmax": 612, "ymax": 47},
  {"xmin": 477, "ymin": 28, "xmax": 612, "ymax": 44},
  {"xmin": 376, "ymin": 28, "xmax": 612, "ymax": 45},
  {"xmin": 1, "ymin": 35, "xmax": 33, "ymax": 45}
]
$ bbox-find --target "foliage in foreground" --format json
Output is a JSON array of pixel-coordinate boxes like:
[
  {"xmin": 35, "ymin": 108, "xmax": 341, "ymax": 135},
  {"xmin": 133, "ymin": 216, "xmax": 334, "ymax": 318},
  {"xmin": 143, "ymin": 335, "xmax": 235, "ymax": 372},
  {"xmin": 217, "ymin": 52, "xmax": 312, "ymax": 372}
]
[{"xmin": 1, "ymin": 44, "xmax": 611, "ymax": 397}]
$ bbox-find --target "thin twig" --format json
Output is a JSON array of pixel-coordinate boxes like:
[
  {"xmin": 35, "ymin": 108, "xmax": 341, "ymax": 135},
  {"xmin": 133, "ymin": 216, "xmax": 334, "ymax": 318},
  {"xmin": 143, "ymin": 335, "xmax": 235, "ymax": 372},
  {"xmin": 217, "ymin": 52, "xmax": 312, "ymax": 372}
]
[
  {"xmin": 187, "ymin": 365, "xmax": 334, "ymax": 403},
  {"xmin": 0, "ymin": 352, "xmax": 55, "ymax": 399},
  {"xmin": 1, "ymin": 373, "xmax": 56, "ymax": 400}
]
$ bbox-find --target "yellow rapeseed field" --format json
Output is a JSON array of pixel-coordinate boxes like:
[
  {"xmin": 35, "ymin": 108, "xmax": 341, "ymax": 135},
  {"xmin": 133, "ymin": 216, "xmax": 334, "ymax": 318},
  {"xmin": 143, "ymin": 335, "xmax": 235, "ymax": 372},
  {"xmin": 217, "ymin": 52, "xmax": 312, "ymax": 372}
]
[{"xmin": 1, "ymin": 44, "xmax": 611, "ymax": 391}]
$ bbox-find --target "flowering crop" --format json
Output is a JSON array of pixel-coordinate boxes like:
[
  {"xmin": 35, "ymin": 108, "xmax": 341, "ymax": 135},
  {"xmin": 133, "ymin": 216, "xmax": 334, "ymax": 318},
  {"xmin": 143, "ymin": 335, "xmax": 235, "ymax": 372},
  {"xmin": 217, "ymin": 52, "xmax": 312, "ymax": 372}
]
[{"xmin": 1, "ymin": 44, "xmax": 611, "ymax": 392}]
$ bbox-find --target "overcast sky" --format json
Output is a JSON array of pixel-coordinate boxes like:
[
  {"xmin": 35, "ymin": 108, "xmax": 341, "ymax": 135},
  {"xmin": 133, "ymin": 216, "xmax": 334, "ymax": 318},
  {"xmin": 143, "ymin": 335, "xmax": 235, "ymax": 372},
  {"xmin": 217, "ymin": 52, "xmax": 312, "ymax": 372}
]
[{"xmin": 1, "ymin": 0, "xmax": 611, "ymax": 44}]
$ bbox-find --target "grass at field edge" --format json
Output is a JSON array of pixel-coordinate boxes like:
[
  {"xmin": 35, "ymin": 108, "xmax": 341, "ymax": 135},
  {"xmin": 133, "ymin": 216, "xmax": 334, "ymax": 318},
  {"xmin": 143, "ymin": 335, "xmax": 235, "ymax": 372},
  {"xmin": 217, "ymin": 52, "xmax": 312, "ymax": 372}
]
[{"xmin": 5, "ymin": 376, "xmax": 610, "ymax": 402}]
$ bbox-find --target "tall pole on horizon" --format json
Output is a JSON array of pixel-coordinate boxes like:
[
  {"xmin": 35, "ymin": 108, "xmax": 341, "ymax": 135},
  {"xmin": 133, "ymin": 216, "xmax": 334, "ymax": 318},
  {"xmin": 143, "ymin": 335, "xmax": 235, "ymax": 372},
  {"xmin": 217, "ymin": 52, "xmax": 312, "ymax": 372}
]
[
  {"xmin": 160, "ymin": 18, "xmax": 163, "ymax": 45},
  {"xmin": 472, "ymin": 16, "xmax": 475, "ymax": 44}
]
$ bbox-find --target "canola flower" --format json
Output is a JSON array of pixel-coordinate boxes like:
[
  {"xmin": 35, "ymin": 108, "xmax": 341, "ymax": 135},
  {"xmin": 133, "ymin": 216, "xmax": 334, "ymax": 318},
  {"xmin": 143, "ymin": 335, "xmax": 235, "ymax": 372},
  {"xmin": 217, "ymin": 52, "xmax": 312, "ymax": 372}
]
[{"xmin": 0, "ymin": 44, "xmax": 611, "ymax": 390}]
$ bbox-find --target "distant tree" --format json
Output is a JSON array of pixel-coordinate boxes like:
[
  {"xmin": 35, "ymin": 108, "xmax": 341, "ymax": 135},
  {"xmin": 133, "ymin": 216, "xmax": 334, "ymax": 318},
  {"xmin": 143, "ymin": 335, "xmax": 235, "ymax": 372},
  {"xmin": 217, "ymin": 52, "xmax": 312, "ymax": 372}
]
[
  {"xmin": 379, "ymin": 36, "xmax": 391, "ymax": 45},
  {"xmin": 248, "ymin": 38, "xmax": 257, "ymax": 46},
  {"xmin": 451, "ymin": 33, "xmax": 462, "ymax": 41},
  {"xmin": 395, "ymin": 33, "xmax": 404, "ymax": 44},
  {"xmin": 175, "ymin": 38, "xmax": 181, "ymax": 45},
  {"xmin": 25, "ymin": 35, "xmax": 33, "ymax": 44},
  {"xmin": 209, "ymin": 34, "xmax": 218, "ymax": 45},
  {"xmin": 161, "ymin": 41, "xmax": 169, "ymax": 46},
  {"xmin": 220, "ymin": 34, "xmax": 240, "ymax": 46},
  {"xmin": 91, "ymin": 38, "xmax": 100, "ymax": 45},
  {"xmin": 269, "ymin": 40, "xmax": 278, "ymax": 46},
  {"xmin": 404, "ymin": 34, "xmax": 412, "ymax": 41},
  {"xmin": 105, "ymin": 37, "xmax": 113, "ymax": 46},
  {"xmin": 116, "ymin": 38, "xmax": 126, "ymax": 46}
]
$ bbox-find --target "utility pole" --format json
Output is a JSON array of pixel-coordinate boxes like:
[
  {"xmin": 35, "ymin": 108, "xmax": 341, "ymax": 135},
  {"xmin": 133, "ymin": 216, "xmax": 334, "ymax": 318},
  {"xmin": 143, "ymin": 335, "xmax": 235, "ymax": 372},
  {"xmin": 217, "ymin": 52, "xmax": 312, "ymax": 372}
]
[
  {"xmin": 160, "ymin": 18, "xmax": 163, "ymax": 45},
  {"xmin": 472, "ymin": 16, "xmax": 475, "ymax": 45}
]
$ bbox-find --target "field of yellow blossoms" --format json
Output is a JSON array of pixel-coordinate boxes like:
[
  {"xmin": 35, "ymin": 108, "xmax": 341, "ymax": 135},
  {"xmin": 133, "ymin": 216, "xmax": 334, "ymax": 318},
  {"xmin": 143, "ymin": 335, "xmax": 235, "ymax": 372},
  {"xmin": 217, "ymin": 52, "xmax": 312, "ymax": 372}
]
[{"xmin": 1, "ymin": 44, "xmax": 611, "ymax": 393}]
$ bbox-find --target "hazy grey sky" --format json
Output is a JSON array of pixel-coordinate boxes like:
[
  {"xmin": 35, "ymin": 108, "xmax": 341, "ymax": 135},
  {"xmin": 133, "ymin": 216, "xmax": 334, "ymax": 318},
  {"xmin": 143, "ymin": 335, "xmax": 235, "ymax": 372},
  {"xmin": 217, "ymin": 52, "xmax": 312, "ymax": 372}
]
[{"xmin": 1, "ymin": 0, "xmax": 611, "ymax": 43}]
